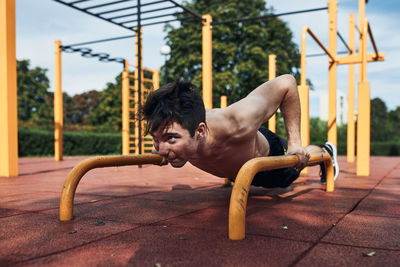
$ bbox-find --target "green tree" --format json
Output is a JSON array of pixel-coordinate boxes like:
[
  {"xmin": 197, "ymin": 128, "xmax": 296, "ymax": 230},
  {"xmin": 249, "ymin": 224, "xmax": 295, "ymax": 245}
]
[
  {"xmin": 388, "ymin": 106, "xmax": 400, "ymax": 141},
  {"xmin": 163, "ymin": 0, "xmax": 300, "ymax": 106},
  {"xmin": 64, "ymin": 90, "xmax": 101, "ymax": 125},
  {"xmin": 87, "ymin": 73, "xmax": 123, "ymax": 132},
  {"xmin": 370, "ymin": 97, "xmax": 391, "ymax": 141},
  {"xmin": 17, "ymin": 59, "xmax": 53, "ymax": 127}
]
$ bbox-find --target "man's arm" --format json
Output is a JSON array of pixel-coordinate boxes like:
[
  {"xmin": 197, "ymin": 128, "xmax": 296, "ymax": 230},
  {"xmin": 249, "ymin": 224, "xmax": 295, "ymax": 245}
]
[{"xmin": 223, "ymin": 74, "xmax": 309, "ymax": 168}]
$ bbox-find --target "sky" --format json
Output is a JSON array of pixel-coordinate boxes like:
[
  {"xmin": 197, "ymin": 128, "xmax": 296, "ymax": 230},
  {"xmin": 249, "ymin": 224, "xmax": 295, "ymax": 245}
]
[{"xmin": 15, "ymin": 0, "xmax": 400, "ymax": 117}]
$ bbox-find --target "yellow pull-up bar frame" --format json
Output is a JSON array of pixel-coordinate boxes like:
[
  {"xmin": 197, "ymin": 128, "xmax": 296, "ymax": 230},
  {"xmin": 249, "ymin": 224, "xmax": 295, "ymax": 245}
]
[
  {"xmin": 59, "ymin": 152, "xmax": 333, "ymax": 240},
  {"xmin": 229, "ymin": 152, "xmax": 333, "ymax": 240}
]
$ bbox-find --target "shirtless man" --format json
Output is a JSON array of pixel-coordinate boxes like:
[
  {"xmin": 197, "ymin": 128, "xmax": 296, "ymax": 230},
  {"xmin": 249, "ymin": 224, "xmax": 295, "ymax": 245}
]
[{"xmin": 143, "ymin": 74, "xmax": 338, "ymax": 188}]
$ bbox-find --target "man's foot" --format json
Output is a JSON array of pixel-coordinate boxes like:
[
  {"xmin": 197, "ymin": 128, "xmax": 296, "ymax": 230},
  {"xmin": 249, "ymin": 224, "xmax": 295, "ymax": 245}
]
[{"xmin": 320, "ymin": 142, "xmax": 339, "ymax": 184}]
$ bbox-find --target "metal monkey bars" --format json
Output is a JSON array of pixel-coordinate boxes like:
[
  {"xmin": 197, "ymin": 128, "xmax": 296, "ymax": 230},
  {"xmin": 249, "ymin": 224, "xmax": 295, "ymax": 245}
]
[{"xmin": 59, "ymin": 152, "xmax": 334, "ymax": 240}]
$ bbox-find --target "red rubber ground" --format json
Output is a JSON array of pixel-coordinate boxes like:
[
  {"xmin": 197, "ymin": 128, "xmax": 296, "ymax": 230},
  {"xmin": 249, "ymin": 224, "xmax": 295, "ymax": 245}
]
[{"xmin": 0, "ymin": 156, "xmax": 399, "ymax": 266}]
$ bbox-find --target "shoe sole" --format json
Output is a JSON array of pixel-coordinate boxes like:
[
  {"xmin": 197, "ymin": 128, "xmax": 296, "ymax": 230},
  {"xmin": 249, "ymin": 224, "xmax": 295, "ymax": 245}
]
[{"xmin": 325, "ymin": 142, "xmax": 339, "ymax": 180}]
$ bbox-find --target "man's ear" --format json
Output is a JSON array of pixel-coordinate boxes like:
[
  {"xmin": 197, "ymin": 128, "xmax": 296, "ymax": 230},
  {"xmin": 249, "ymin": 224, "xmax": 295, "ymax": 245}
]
[{"xmin": 195, "ymin": 122, "xmax": 207, "ymax": 139}]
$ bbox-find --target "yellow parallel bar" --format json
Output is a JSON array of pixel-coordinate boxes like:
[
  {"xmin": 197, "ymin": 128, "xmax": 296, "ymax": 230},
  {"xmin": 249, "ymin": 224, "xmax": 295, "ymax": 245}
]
[
  {"xmin": 347, "ymin": 14, "xmax": 356, "ymax": 163},
  {"xmin": 59, "ymin": 154, "xmax": 163, "ymax": 221},
  {"xmin": 229, "ymin": 152, "xmax": 334, "ymax": 240},
  {"xmin": 54, "ymin": 40, "xmax": 63, "ymax": 161},
  {"xmin": 0, "ymin": 0, "xmax": 18, "ymax": 176},
  {"xmin": 268, "ymin": 54, "xmax": 276, "ymax": 133},
  {"xmin": 202, "ymin": 14, "xmax": 213, "ymax": 109}
]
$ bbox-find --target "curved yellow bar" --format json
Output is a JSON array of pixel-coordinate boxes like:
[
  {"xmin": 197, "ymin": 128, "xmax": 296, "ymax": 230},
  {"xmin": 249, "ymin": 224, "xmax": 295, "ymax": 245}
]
[
  {"xmin": 229, "ymin": 152, "xmax": 334, "ymax": 240},
  {"xmin": 59, "ymin": 154, "xmax": 163, "ymax": 221}
]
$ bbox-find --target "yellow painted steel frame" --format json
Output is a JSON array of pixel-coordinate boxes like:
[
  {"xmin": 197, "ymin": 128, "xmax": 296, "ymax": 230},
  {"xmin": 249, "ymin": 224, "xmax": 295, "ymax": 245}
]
[
  {"xmin": 59, "ymin": 154, "xmax": 163, "ymax": 221},
  {"xmin": 202, "ymin": 14, "xmax": 213, "ymax": 109},
  {"xmin": 220, "ymin": 95, "xmax": 232, "ymax": 187},
  {"xmin": 347, "ymin": 14, "xmax": 356, "ymax": 163},
  {"xmin": 229, "ymin": 152, "xmax": 334, "ymax": 240},
  {"xmin": 54, "ymin": 40, "xmax": 63, "ymax": 161},
  {"xmin": 0, "ymin": 0, "xmax": 18, "ymax": 177},
  {"xmin": 268, "ymin": 54, "xmax": 276, "ymax": 133}
]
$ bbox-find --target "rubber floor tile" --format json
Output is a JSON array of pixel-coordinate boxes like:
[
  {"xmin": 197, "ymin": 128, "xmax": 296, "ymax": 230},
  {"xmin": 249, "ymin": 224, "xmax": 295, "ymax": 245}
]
[
  {"xmin": 0, "ymin": 212, "xmax": 136, "ymax": 265},
  {"xmin": 352, "ymin": 189, "xmax": 400, "ymax": 217},
  {"xmin": 152, "ymin": 205, "xmax": 343, "ymax": 243},
  {"xmin": 0, "ymin": 191, "xmax": 111, "ymax": 212},
  {"xmin": 322, "ymin": 214, "xmax": 400, "ymax": 250},
  {"xmin": 296, "ymin": 243, "xmax": 400, "ymax": 267},
  {"xmin": 20, "ymin": 225, "xmax": 313, "ymax": 267},
  {"xmin": 43, "ymin": 197, "xmax": 203, "ymax": 224}
]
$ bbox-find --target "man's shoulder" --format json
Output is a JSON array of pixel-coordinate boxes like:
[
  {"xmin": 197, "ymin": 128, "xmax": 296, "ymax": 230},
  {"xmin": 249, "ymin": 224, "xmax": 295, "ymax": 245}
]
[{"xmin": 206, "ymin": 108, "xmax": 256, "ymax": 142}]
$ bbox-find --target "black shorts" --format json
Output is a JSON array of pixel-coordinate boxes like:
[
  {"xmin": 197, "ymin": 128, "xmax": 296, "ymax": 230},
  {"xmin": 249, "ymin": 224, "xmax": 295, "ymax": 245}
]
[{"xmin": 250, "ymin": 127, "xmax": 300, "ymax": 188}]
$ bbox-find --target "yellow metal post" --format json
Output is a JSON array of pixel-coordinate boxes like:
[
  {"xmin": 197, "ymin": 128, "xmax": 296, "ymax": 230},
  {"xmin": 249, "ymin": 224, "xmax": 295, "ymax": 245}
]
[
  {"xmin": 152, "ymin": 69, "xmax": 159, "ymax": 90},
  {"xmin": 54, "ymin": 40, "xmax": 63, "ymax": 161},
  {"xmin": 122, "ymin": 60, "xmax": 130, "ymax": 155},
  {"xmin": 268, "ymin": 54, "xmax": 276, "ymax": 133},
  {"xmin": 0, "ymin": 0, "xmax": 18, "ymax": 177},
  {"xmin": 202, "ymin": 14, "xmax": 213, "ymax": 109},
  {"xmin": 357, "ymin": 18, "xmax": 370, "ymax": 176},
  {"xmin": 220, "ymin": 95, "xmax": 227, "ymax": 108},
  {"xmin": 347, "ymin": 14, "xmax": 356, "ymax": 163},
  {"xmin": 327, "ymin": 0, "xmax": 337, "ymax": 147},
  {"xmin": 220, "ymin": 95, "xmax": 231, "ymax": 186},
  {"xmin": 299, "ymin": 27, "xmax": 310, "ymax": 150},
  {"xmin": 298, "ymin": 27, "xmax": 310, "ymax": 174},
  {"xmin": 134, "ymin": 29, "xmax": 141, "ymax": 154}
]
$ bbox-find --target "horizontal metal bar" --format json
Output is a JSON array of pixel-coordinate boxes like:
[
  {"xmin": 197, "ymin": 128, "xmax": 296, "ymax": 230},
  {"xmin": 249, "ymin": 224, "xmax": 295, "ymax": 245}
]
[
  {"xmin": 52, "ymin": 0, "xmax": 134, "ymax": 32},
  {"xmin": 108, "ymin": 5, "xmax": 176, "ymax": 19},
  {"xmin": 69, "ymin": 0, "xmax": 90, "ymax": 4},
  {"xmin": 96, "ymin": 5, "xmax": 136, "ymax": 15},
  {"xmin": 119, "ymin": 11, "xmax": 182, "ymax": 24},
  {"xmin": 127, "ymin": 16, "xmax": 193, "ymax": 28},
  {"xmin": 64, "ymin": 34, "xmax": 135, "ymax": 47},
  {"xmin": 336, "ymin": 52, "xmax": 385, "ymax": 65},
  {"xmin": 166, "ymin": 0, "xmax": 203, "ymax": 20},
  {"xmin": 306, "ymin": 50, "xmax": 348, "ymax": 58},
  {"xmin": 84, "ymin": 0, "xmax": 132, "ymax": 11},
  {"xmin": 212, "ymin": 7, "xmax": 328, "ymax": 26}
]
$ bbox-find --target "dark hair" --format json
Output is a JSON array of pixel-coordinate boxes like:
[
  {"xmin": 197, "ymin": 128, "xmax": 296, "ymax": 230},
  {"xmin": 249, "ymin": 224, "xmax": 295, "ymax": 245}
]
[{"xmin": 142, "ymin": 79, "xmax": 206, "ymax": 137}]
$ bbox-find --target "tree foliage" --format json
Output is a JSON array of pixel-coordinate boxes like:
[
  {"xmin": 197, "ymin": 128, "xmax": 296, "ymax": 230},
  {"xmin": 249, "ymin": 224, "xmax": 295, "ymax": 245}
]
[
  {"xmin": 86, "ymin": 73, "xmax": 123, "ymax": 132},
  {"xmin": 163, "ymin": 0, "xmax": 300, "ymax": 106},
  {"xmin": 17, "ymin": 60, "xmax": 53, "ymax": 128}
]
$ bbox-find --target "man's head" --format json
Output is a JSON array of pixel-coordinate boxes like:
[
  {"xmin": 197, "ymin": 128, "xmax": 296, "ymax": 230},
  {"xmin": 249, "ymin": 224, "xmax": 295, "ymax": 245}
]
[
  {"xmin": 142, "ymin": 80, "xmax": 206, "ymax": 137},
  {"xmin": 142, "ymin": 80, "xmax": 206, "ymax": 167}
]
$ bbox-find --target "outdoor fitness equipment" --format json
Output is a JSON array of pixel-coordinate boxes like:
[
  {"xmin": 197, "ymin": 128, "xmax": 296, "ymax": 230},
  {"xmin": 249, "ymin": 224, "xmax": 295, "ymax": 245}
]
[{"xmin": 59, "ymin": 152, "xmax": 334, "ymax": 240}]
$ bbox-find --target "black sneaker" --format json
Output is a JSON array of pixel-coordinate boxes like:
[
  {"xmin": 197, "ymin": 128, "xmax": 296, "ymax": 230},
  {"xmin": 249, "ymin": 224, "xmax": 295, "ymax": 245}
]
[{"xmin": 320, "ymin": 142, "xmax": 339, "ymax": 184}]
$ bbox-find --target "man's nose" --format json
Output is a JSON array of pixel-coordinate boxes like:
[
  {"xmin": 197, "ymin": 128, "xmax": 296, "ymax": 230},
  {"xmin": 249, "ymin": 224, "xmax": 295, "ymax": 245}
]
[{"xmin": 158, "ymin": 142, "xmax": 169, "ymax": 156}]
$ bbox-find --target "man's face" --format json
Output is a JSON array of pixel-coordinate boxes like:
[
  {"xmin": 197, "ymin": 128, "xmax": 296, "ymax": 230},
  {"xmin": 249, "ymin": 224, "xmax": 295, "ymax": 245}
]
[{"xmin": 151, "ymin": 122, "xmax": 197, "ymax": 168}]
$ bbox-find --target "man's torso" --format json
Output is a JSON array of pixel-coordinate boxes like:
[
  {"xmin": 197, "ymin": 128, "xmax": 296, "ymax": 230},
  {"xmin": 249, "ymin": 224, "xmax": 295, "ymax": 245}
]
[{"xmin": 188, "ymin": 109, "xmax": 271, "ymax": 179}]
